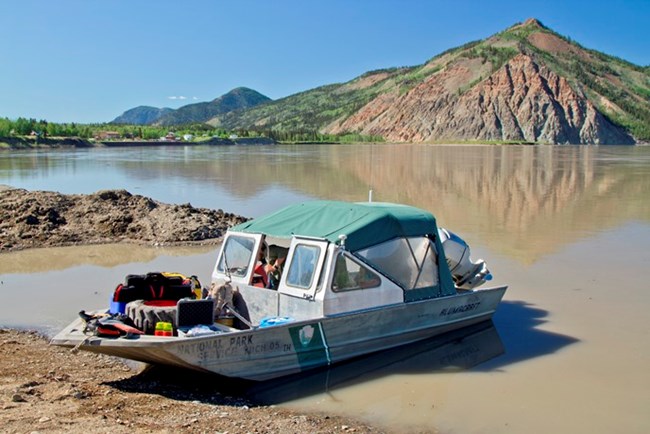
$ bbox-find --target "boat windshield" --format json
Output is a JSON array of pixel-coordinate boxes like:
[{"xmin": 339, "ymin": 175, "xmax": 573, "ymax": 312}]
[
  {"xmin": 285, "ymin": 243, "xmax": 321, "ymax": 289},
  {"xmin": 217, "ymin": 235, "xmax": 255, "ymax": 278},
  {"xmin": 356, "ymin": 236, "xmax": 439, "ymax": 290}
]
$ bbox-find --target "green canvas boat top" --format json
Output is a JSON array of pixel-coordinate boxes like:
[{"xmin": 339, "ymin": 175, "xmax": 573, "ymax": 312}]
[{"xmin": 231, "ymin": 200, "xmax": 440, "ymax": 252}]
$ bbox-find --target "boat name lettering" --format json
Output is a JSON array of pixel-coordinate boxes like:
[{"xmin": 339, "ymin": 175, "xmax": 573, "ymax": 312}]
[
  {"xmin": 230, "ymin": 335, "xmax": 253, "ymax": 347},
  {"xmin": 440, "ymin": 302, "xmax": 481, "ymax": 316},
  {"xmin": 177, "ymin": 339, "xmax": 223, "ymax": 356},
  {"xmin": 244, "ymin": 340, "xmax": 284, "ymax": 355}
]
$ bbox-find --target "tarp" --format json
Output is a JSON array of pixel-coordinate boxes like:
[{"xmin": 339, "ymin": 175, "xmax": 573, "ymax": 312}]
[{"xmin": 231, "ymin": 201, "xmax": 439, "ymax": 252}]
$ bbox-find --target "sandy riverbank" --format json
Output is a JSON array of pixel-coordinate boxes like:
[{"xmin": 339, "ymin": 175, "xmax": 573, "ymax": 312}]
[{"xmin": 0, "ymin": 329, "xmax": 382, "ymax": 433}]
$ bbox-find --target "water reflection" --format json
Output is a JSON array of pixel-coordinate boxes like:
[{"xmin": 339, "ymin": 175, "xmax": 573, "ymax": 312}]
[
  {"xmin": 106, "ymin": 321, "xmax": 506, "ymax": 404},
  {"xmin": 104, "ymin": 298, "xmax": 577, "ymax": 407},
  {"xmin": 244, "ymin": 321, "xmax": 505, "ymax": 405},
  {"xmin": 0, "ymin": 243, "xmax": 217, "ymax": 274},
  {"xmin": 4, "ymin": 145, "xmax": 647, "ymax": 264},
  {"xmin": 130, "ymin": 145, "xmax": 650, "ymax": 263}
]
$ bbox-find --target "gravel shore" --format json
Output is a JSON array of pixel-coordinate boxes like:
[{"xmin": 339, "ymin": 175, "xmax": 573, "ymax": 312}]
[
  {"xmin": 0, "ymin": 329, "xmax": 383, "ymax": 433},
  {"xmin": 0, "ymin": 188, "xmax": 247, "ymax": 252}
]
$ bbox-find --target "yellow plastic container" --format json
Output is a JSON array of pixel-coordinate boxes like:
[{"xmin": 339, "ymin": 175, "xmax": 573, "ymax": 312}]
[
  {"xmin": 162, "ymin": 322, "xmax": 173, "ymax": 337},
  {"xmin": 216, "ymin": 316, "xmax": 234, "ymax": 327},
  {"xmin": 155, "ymin": 322, "xmax": 173, "ymax": 337}
]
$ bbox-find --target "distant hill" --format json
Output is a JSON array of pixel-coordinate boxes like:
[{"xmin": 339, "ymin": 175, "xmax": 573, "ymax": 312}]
[
  {"xmin": 111, "ymin": 87, "xmax": 271, "ymax": 126},
  {"xmin": 111, "ymin": 106, "xmax": 174, "ymax": 125},
  {"xmin": 209, "ymin": 18, "xmax": 648, "ymax": 144}
]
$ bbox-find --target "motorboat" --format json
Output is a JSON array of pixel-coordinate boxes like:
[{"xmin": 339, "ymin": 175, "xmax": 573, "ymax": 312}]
[{"xmin": 52, "ymin": 200, "xmax": 507, "ymax": 381}]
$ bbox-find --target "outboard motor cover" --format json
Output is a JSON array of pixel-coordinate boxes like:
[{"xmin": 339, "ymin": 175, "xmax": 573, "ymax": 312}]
[{"xmin": 438, "ymin": 228, "xmax": 492, "ymax": 289}]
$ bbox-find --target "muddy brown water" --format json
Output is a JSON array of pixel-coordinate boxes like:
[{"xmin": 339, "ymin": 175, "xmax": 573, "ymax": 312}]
[{"xmin": 1, "ymin": 144, "xmax": 649, "ymax": 433}]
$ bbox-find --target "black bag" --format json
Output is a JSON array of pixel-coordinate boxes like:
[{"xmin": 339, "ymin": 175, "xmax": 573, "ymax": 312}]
[{"xmin": 111, "ymin": 272, "xmax": 195, "ymax": 303}]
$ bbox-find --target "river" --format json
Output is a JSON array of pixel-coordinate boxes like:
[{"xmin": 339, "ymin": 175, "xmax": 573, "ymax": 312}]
[{"xmin": 1, "ymin": 144, "xmax": 649, "ymax": 433}]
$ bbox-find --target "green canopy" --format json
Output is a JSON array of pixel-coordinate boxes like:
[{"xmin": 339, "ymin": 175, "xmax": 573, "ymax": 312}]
[{"xmin": 232, "ymin": 201, "xmax": 439, "ymax": 252}]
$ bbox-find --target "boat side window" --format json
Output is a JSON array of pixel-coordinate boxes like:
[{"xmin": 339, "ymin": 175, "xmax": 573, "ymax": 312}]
[
  {"xmin": 217, "ymin": 235, "xmax": 255, "ymax": 278},
  {"xmin": 332, "ymin": 254, "xmax": 381, "ymax": 292},
  {"xmin": 286, "ymin": 244, "xmax": 320, "ymax": 289},
  {"xmin": 357, "ymin": 236, "xmax": 439, "ymax": 290},
  {"xmin": 408, "ymin": 236, "xmax": 439, "ymax": 289}
]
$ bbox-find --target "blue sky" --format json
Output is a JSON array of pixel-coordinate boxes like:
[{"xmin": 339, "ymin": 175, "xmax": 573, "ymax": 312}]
[{"xmin": 1, "ymin": 0, "xmax": 648, "ymax": 123}]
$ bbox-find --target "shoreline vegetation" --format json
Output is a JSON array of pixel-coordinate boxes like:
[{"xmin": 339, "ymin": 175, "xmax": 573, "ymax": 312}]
[{"xmin": 0, "ymin": 117, "xmax": 386, "ymax": 149}]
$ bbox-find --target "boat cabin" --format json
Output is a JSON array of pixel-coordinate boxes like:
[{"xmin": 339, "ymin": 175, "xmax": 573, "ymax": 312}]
[{"xmin": 212, "ymin": 201, "xmax": 458, "ymax": 326}]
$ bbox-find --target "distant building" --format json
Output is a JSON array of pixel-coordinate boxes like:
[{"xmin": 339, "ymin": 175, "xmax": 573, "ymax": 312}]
[
  {"xmin": 163, "ymin": 132, "xmax": 177, "ymax": 141},
  {"xmin": 183, "ymin": 134, "xmax": 193, "ymax": 141},
  {"xmin": 95, "ymin": 131, "xmax": 121, "ymax": 140}
]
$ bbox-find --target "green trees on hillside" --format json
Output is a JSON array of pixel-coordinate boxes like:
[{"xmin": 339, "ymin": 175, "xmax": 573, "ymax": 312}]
[
  {"xmin": 264, "ymin": 129, "xmax": 382, "ymax": 143},
  {"xmin": 0, "ymin": 117, "xmax": 383, "ymax": 144}
]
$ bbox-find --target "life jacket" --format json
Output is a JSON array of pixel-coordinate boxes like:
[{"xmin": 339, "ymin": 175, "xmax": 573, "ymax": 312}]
[{"xmin": 252, "ymin": 263, "xmax": 268, "ymax": 288}]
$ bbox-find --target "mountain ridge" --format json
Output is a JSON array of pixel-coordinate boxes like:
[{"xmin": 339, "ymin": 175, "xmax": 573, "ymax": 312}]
[
  {"xmin": 111, "ymin": 106, "xmax": 174, "ymax": 125},
  {"xmin": 113, "ymin": 19, "xmax": 649, "ymax": 144},
  {"xmin": 111, "ymin": 87, "xmax": 271, "ymax": 126},
  {"xmin": 209, "ymin": 18, "xmax": 647, "ymax": 144}
]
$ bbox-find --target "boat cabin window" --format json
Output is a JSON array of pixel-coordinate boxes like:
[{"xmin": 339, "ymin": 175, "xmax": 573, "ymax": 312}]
[
  {"xmin": 216, "ymin": 235, "xmax": 255, "ymax": 278},
  {"xmin": 332, "ymin": 254, "xmax": 381, "ymax": 292},
  {"xmin": 356, "ymin": 236, "xmax": 439, "ymax": 290},
  {"xmin": 286, "ymin": 243, "xmax": 320, "ymax": 289}
]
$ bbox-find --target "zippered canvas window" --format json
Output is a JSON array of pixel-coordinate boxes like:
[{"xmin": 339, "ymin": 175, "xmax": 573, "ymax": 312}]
[{"xmin": 356, "ymin": 236, "xmax": 438, "ymax": 290}]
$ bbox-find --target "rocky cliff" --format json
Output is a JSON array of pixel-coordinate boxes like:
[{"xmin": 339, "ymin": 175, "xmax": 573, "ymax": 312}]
[{"xmin": 328, "ymin": 54, "xmax": 634, "ymax": 144}]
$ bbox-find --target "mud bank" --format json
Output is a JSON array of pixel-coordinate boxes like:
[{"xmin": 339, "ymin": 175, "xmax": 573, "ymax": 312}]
[{"xmin": 0, "ymin": 188, "xmax": 248, "ymax": 252}]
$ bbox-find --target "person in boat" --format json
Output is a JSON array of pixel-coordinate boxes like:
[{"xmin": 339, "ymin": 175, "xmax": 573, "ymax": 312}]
[
  {"xmin": 265, "ymin": 245, "xmax": 288, "ymax": 290},
  {"xmin": 252, "ymin": 244, "xmax": 269, "ymax": 288}
]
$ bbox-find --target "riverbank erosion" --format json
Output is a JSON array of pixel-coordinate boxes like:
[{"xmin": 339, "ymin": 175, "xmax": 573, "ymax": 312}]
[
  {"xmin": 0, "ymin": 329, "xmax": 381, "ymax": 433},
  {"xmin": 0, "ymin": 187, "xmax": 248, "ymax": 252}
]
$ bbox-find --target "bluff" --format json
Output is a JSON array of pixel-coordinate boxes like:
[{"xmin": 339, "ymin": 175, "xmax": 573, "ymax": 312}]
[{"xmin": 211, "ymin": 19, "xmax": 647, "ymax": 144}]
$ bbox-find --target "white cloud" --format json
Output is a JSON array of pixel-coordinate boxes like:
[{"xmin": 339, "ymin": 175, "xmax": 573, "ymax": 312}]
[{"xmin": 167, "ymin": 96, "xmax": 188, "ymax": 100}]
